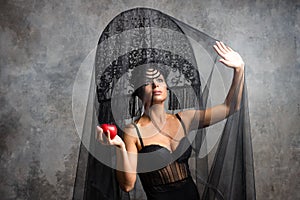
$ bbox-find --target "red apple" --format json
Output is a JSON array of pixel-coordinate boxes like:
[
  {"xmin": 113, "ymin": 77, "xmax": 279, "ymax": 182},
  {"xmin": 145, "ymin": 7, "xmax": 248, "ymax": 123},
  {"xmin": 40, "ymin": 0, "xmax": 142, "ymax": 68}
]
[{"xmin": 100, "ymin": 124, "xmax": 117, "ymax": 139}]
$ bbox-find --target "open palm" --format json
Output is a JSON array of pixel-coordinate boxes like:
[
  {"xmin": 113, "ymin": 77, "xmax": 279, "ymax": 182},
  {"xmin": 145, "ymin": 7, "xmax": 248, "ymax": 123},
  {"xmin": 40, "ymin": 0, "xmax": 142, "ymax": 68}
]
[{"xmin": 213, "ymin": 41, "xmax": 244, "ymax": 70}]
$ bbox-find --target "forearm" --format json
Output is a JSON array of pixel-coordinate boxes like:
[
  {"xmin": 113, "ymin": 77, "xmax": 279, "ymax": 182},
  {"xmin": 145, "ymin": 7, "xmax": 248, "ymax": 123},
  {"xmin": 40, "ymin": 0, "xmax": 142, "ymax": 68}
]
[
  {"xmin": 115, "ymin": 144, "xmax": 136, "ymax": 192},
  {"xmin": 224, "ymin": 65, "xmax": 244, "ymax": 114}
]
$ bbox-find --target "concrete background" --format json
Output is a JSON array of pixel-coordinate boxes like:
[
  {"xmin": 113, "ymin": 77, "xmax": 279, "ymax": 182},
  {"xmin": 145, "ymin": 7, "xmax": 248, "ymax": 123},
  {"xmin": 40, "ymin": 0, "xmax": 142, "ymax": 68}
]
[{"xmin": 0, "ymin": 0, "xmax": 299, "ymax": 199}]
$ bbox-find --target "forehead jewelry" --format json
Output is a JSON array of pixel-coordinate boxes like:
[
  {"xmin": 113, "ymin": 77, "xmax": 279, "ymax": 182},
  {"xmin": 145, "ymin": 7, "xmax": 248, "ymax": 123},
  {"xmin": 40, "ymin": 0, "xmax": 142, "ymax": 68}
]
[{"xmin": 145, "ymin": 68, "xmax": 161, "ymax": 80}]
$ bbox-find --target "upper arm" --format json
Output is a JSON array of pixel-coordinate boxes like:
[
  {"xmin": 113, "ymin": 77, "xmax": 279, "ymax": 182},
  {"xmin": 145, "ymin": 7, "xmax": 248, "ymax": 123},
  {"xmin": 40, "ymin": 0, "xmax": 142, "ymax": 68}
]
[
  {"xmin": 116, "ymin": 125, "xmax": 139, "ymax": 191},
  {"xmin": 180, "ymin": 103, "xmax": 229, "ymax": 130},
  {"xmin": 123, "ymin": 125, "xmax": 139, "ymax": 170},
  {"xmin": 123, "ymin": 126, "xmax": 139, "ymax": 154}
]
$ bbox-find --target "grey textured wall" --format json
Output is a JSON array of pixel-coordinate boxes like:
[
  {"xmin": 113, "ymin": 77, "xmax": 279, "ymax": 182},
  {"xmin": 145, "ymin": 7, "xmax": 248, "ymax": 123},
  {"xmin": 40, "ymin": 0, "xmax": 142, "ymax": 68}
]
[{"xmin": 0, "ymin": 0, "xmax": 299, "ymax": 200}]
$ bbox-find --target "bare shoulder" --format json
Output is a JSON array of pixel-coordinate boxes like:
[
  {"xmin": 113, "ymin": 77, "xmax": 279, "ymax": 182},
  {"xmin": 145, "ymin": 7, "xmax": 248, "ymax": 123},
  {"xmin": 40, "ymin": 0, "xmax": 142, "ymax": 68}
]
[
  {"xmin": 177, "ymin": 110, "xmax": 198, "ymax": 121},
  {"xmin": 123, "ymin": 123, "xmax": 138, "ymax": 136},
  {"xmin": 122, "ymin": 123, "xmax": 139, "ymax": 148},
  {"xmin": 177, "ymin": 109, "xmax": 203, "ymax": 130}
]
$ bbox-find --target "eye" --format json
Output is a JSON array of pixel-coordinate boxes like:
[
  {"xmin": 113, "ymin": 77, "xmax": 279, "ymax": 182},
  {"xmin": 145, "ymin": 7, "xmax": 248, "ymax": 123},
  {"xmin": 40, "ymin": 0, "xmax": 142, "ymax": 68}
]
[
  {"xmin": 144, "ymin": 80, "xmax": 152, "ymax": 86},
  {"xmin": 157, "ymin": 78, "xmax": 164, "ymax": 83}
]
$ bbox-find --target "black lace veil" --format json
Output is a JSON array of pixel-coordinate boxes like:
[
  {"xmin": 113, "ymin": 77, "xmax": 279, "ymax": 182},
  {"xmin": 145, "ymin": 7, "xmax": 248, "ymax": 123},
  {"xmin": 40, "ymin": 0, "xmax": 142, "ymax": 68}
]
[{"xmin": 72, "ymin": 7, "xmax": 256, "ymax": 200}]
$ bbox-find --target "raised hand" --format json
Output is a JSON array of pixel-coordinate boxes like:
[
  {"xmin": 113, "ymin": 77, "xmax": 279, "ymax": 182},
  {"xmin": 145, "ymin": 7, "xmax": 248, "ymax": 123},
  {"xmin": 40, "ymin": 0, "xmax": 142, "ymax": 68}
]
[{"xmin": 213, "ymin": 41, "xmax": 244, "ymax": 70}]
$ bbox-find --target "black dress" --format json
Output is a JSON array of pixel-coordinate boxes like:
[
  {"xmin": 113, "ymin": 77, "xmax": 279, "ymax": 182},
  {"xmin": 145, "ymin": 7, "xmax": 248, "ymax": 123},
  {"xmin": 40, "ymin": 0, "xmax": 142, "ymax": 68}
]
[{"xmin": 132, "ymin": 114, "xmax": 200, "ymax": 200}]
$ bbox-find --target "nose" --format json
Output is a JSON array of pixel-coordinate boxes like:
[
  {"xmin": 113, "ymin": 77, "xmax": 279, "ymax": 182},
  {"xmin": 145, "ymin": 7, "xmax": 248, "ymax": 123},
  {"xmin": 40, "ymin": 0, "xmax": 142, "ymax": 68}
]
[{"xmin": 152, "ymin": 80, "xmax": 159, "ymax": 88}]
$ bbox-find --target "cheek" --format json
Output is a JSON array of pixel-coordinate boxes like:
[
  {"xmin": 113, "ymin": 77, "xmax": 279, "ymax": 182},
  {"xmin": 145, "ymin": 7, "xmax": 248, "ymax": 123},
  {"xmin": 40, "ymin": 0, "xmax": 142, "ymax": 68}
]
[
  {"xmin": 139, "ymin": 86, "xmax": 152, "ymax": 99},
  {"xmin": 163, "ymin": 89, "xmax": 168, "ymax": 98},
  {"xmin": 162, "ymin": 85, "xmax": 168, "ymax": 93}
]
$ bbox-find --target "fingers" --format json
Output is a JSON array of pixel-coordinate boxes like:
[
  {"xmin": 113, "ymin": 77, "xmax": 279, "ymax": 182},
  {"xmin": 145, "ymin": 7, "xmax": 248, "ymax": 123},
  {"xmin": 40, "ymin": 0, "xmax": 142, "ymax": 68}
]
[
  {"xmin": 213, "ymin": 43, "xmax": 222, "ymax": 56},
  {"xmin": 219, "ymin": 41, "xmax": 230, "ymax": 52},
  {"xmin": 107, "ymin": 130, "xmax": 111, "ymax": 142},
  {"xmin": 96, "ymin": 126, "xmax": 109, "ymax": 144},
  {"xmin": 219, "ymin": 58, "xmax": 231, "ymax": 66},
  {"xmin": 226, "ymin": 46, "xmax": 233, "ymax": 52},
  {"xmin": 213, "ymin": 42, "xmax": 225, "ymax": 57},
  {"xmin": 96, "ymin": 126, "xmax": 103, "ymax": 141},
  {"xmin": 213, "ymin": 41, "xmax": 233, "ymax": 57}
]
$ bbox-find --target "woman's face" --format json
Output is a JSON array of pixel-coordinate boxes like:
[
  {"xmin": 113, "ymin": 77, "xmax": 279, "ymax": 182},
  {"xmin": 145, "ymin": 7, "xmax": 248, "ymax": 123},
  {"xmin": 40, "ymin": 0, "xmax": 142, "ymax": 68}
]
[{"xmin": 138, "ymin": 68, "xmax": 168, "ymax": 105}]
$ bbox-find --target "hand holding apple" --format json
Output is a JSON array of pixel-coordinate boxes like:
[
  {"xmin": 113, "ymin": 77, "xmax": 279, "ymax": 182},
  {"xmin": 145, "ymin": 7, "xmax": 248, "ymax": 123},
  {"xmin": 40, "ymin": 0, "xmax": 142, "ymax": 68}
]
[
  {"xmin": 100, "ymin": 124, "xmax": 117, "ymax": 139},
  {"xmin": 96, "ymin": 124, "xmax": 125, "ymax": 149}
]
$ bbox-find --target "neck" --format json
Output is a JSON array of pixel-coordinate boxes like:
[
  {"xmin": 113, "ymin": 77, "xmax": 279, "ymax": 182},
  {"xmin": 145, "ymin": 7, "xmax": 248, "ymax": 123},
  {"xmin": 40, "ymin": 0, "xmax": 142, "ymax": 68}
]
[{"xmin": 143, "ymin": 103, "xmax": 167, "ymax": 124}]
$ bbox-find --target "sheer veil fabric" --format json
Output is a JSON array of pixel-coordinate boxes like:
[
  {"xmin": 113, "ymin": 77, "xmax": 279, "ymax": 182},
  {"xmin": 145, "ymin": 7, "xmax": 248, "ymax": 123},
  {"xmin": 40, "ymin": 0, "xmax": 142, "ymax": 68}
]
[{"xmin": 73, "ymin": 7, "xmax": 256, "ymax": 200}]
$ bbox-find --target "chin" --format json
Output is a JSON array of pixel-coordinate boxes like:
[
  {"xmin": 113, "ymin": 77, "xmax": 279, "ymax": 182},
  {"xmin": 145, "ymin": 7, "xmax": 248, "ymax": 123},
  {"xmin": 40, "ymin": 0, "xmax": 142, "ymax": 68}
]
[{"xmin": 152, "ymin": 98, "xmax": 167, "ymax": 104}]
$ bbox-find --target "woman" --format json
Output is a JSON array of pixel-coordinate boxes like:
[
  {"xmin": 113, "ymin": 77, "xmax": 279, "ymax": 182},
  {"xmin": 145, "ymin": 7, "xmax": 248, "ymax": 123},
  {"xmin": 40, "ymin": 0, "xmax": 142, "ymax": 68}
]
[{"xmin": 96, "ymin": 41, "xmax": 245, "ymax": 200}]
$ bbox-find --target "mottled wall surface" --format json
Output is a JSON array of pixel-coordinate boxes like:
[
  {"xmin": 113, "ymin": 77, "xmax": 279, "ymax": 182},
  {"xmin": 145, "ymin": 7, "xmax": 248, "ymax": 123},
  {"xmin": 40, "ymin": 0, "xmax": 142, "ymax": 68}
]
[{"xmin": 0, "ymin": 0, "xmax": 299, "ymax": 200}]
